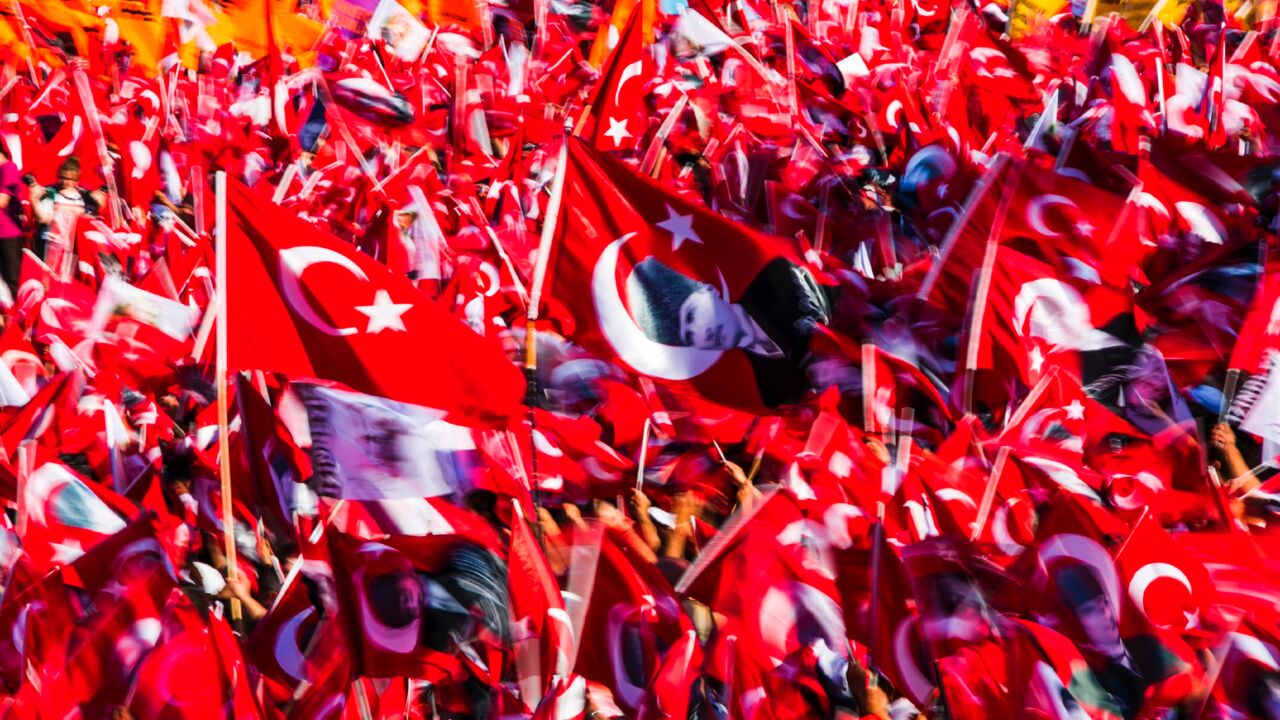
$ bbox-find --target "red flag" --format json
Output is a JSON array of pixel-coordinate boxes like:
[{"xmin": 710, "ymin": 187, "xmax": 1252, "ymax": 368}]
[
  {"xmin": 225, "ymin": 179, "xmax": 523, "ymax": 424},
  {"xmin": 571, "ymin": 524, "xmax": 692, "ymax": 713},
  {"xmin": 1114, "ymin": 512, "xmax": 1219, "ymax": 638},
  {"xmin": 508, "ymin": 505, "xmax": 573, "ymax": 708},
  {"xmin": 1230, "ymin": 237, "xmax": 1280, "ymax": 373},
  {"xmin": 234, "ymin": 375, "xmax": 310, "ymax": 538},
  {"xmin": 20, "ymin": 461, "xmax": 140, "ymax": 570},
  {"xmin": 327, "ymin": 519, "xmax": 505, "ymax": 680},
  {"xmin": 1015, "ymin": 492, "xmax": 1200, "ymax": 715},
  {"xmin": 128, "ymin": 592, "xmax": 264, "ymax": 719},
  {"xmin": 544, "ymin": 139, "xmax": 838, "ymax": 411},
  {"xmin": 0, "ymin": 371, "xmax": 79, "ymax": 462},
  {"xmin": 246, "ymin": 534, "xmax": 348, "ymax": 702},
  {"xmin": 583, "ymin": 3, "xmax": 652, "ymax": 152}
]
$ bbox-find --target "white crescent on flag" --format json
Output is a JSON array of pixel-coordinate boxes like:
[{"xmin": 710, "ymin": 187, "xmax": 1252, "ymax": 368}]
[
  {"xmin": 614, "ymin": 60, "xmax": 644, "ymax": 105},
  {"xmin": 1128, "ymin": 562, "xmax": 1196, "ymax": 629},
  {"xmin": 1025, "ymin": 194, "xmax": 1077, "ymax": 238},
  {"xmin": 1037, "ymin": 533, "xmax": 1121, "ymax": 616},
  {"xmin": 275, "ymin": 607, "xmax": 316, "ymax": 682},
  {"xmin": 591, "ymin": 234, "xmax": 724, "ymax": 380},
  {"xmin": 892, "ymin": 616, "xmax": 934, "ymax": 704},
  {"xmin": 278, "ymin": 246, "xmax": 371, "ymax": 337}
]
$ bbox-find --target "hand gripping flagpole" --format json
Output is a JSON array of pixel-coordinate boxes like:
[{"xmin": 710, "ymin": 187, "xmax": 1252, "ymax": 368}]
[{"xmin": 214, "ymin": 171, "xmax": 242, "ymax": 624}]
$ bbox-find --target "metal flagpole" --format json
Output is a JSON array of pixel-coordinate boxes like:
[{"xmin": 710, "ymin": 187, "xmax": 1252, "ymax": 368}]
[{"xmin": 214, "ymin": 171, "xmax": 242, "ymax": 623}]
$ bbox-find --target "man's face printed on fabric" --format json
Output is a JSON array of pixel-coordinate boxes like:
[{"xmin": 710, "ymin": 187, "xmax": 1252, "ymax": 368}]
[
  {"xmin": 1056, "ymin": 563, "xmax": 1124, "ymax": 658},
  {"xmin": 679, "ymin": 286, "xmax": 742, "ymax": 350},
  {"xmin": 627, "ymin": 256, "xmax": 745, "ymax": 350}
]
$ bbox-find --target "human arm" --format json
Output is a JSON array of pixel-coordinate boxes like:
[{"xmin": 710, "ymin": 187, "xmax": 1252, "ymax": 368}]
[
  {"xmin": 221, "ymin": 571, "xmax": 268, "ymax": 622},
  {"xmin": 629, "ymin": 488, "xmax": 661, "ymax": 552},
  {"xmin": 1212, "ymin": 423, "xmax": 1255, "ymax": 489}
]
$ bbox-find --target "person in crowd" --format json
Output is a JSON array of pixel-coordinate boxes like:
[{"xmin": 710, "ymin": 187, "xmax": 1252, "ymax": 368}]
[
  {"xmin": 30, "ymin": 157, "xmax": 102, "ymax": 271},
  {"xmin": 0, "ymin": 142, "xmax": 25, "ymax": 301}
]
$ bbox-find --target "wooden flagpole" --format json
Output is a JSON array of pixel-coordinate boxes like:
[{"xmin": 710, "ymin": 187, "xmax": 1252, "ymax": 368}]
[
  {"xmin": 862, "ymin": 342, "xmax": 877, "ymax": 434},
  {"xmin": 524, "ymin": 132, "xmax": 571, "ymax": 532},
  {"xmin": 7, "ymin": 0, "xmax": 40, "ymax": 85},
  {"xmin": 214, "ymin": 171, "xmax": 241, "ymax": 623}
]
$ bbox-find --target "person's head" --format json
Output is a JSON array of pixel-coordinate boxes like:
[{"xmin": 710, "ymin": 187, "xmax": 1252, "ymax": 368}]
[
  {"xmin": 367, "ymin": 569, "xmax": 422, "ymax": 629},
  {"xmin": 57, "ymin": 157, "xmax": 82, "ymax": 189},
  {"xmin": 113, "ymin": 540, "xmax": 170, "ymax": 587},
  {"xmin": 1056, "ymin": 563, "xmax": 1123, "ymax": 656},
  {"xmin": 627, "ymin": 257, "xmax": 743, "ymax": 350}
]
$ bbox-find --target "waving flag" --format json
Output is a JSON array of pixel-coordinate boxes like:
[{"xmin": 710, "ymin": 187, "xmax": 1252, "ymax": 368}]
[
  {"xmin": 582, "ymin": 2, "xmax": 652, "ymax": 152},
  {"xmin": 225, "ymin": 179, "xmax": 524, "ymax": 424},
  {"xmin": 285, "ymin": 381, "xmax": 481, "ymax": 502},
  {"xmin": 543, "ymin": 139, "xmax": 839, "ymax": 411}
]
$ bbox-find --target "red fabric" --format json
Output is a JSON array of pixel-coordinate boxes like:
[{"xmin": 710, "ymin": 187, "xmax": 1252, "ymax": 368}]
[{"xmin": 225, "ymin": 179, "xmax": 523, "ymax": 425}]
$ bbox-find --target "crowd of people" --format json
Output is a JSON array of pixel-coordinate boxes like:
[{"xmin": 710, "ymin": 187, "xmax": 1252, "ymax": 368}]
[{"xmin": 0, "ymin": 0, "xmax": 1277, "ymax": 717}]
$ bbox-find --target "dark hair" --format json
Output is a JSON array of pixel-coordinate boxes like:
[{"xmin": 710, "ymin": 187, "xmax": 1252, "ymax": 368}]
[{"xmin": 59, "ymin": 157, "xmax": 81, "ymax": 175}]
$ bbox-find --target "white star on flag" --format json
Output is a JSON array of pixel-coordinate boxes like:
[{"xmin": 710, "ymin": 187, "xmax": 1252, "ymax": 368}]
[
  {"xmin": 1065, "ymin": 399, "xmax": 1086, "ymax": 420},
  {"xmin": 656, "ymin": 204, "xmax": 701, "ymax": 251},
  {"xmin": 1074, "ymin": 220, "xmax": 1096, "ymax": 237},
  {"xmin": 1028, "ymin": 346, "xmax": 1045, "ymax": 373},
  {"xmin": 356, "ymin": 289, "xmax": 413, "ymax": 334},
  {"xmin": 604, "ymin": 117, "xmax": 632, "ymax": 147}
]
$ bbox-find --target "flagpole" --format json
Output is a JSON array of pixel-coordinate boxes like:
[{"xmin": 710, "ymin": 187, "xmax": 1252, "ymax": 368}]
[
  {"xmin": 214, "ymin": 170, "xmax": 242, "ymax": 624},
  {"xmin": 865, "ymin": 517, "xmax": 884, "ymax": 677},
  {"xmin": 6, "ymin": 0, "xmax": 38, "ymax": 85},
  {"xmin": 529, "ymin": 137, "xmax": 568, "ymax": 320},
  {"xmin": 862, "ymin": 342, "xmax": 876, "ymax": 435},
  {"xmin": 1219, "ymin": 368, "xmax": 1241, "ymax": 424},
  {"xmin": 971, "ymin": 446, "xmax": 1010, "ymax": 543},
  {"xmin": 635, "ymin": 417, "xmax": 651, "ymax": 491},
  {"xmin": 960, "ymin": 160, "xmax": 1023, "ymax": 415},
  {"xmin": 524, "ymin": 134, "xmax": 569, "ymax": 536}
]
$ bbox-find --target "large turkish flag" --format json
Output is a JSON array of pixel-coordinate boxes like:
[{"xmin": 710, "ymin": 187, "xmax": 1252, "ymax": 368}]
[
  {"xmin": 545, "ymin": 139, "xmax": 838, "ymax": 411},
  {"xmin": 225, "ymin": 179, "xmax": 523, "ymax": 425}
]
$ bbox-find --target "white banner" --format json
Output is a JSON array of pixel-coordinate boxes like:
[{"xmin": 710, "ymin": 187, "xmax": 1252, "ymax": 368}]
[{"xmin": 292, "ymin": 383, "xmax": 480, "ymax": 501}]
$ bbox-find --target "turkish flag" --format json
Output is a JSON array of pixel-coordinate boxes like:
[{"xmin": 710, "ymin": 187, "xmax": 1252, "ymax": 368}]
[
  {"xmin": 127, "ymin": 592, "xmax": 262, "ymax": 720},
  {"xmin": 233, "ymin": 375, "xmax": 310, "ymax": 538},
  {"xmin": 545, "ymin": 139, "xmax": 837, "ymax": 411},
  {"xmin": 327, "ymin": 518, "xmax": 506, "ymax": 680},
  {"xmin": 508, "ymin": 505, "xmax": 574, "ymax": 709},
  {"xmin": 570, "ymin": 524, "xmax": 692, "ymax": 713},
  {"xmin": 1113, "ymin": 512, "xmax": 1218, "ymax": 638},
  {"xmin": 225, "ymin": 179, "xmax": 523, "ymax": 425},
  {"xmin": 246, "ymin": 556, "xmax": 348, "ymax": 702},
  {"xmin": 921, "ymin": 159, "xmax": 1136, "ymax": 309},
  {"xmin": 583, "ymin": 2, "xmax": 652, "ymax": 152},
  {"xmin": 960, "ymin": 244, "xmax": 1136, "ymax": 410}
]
